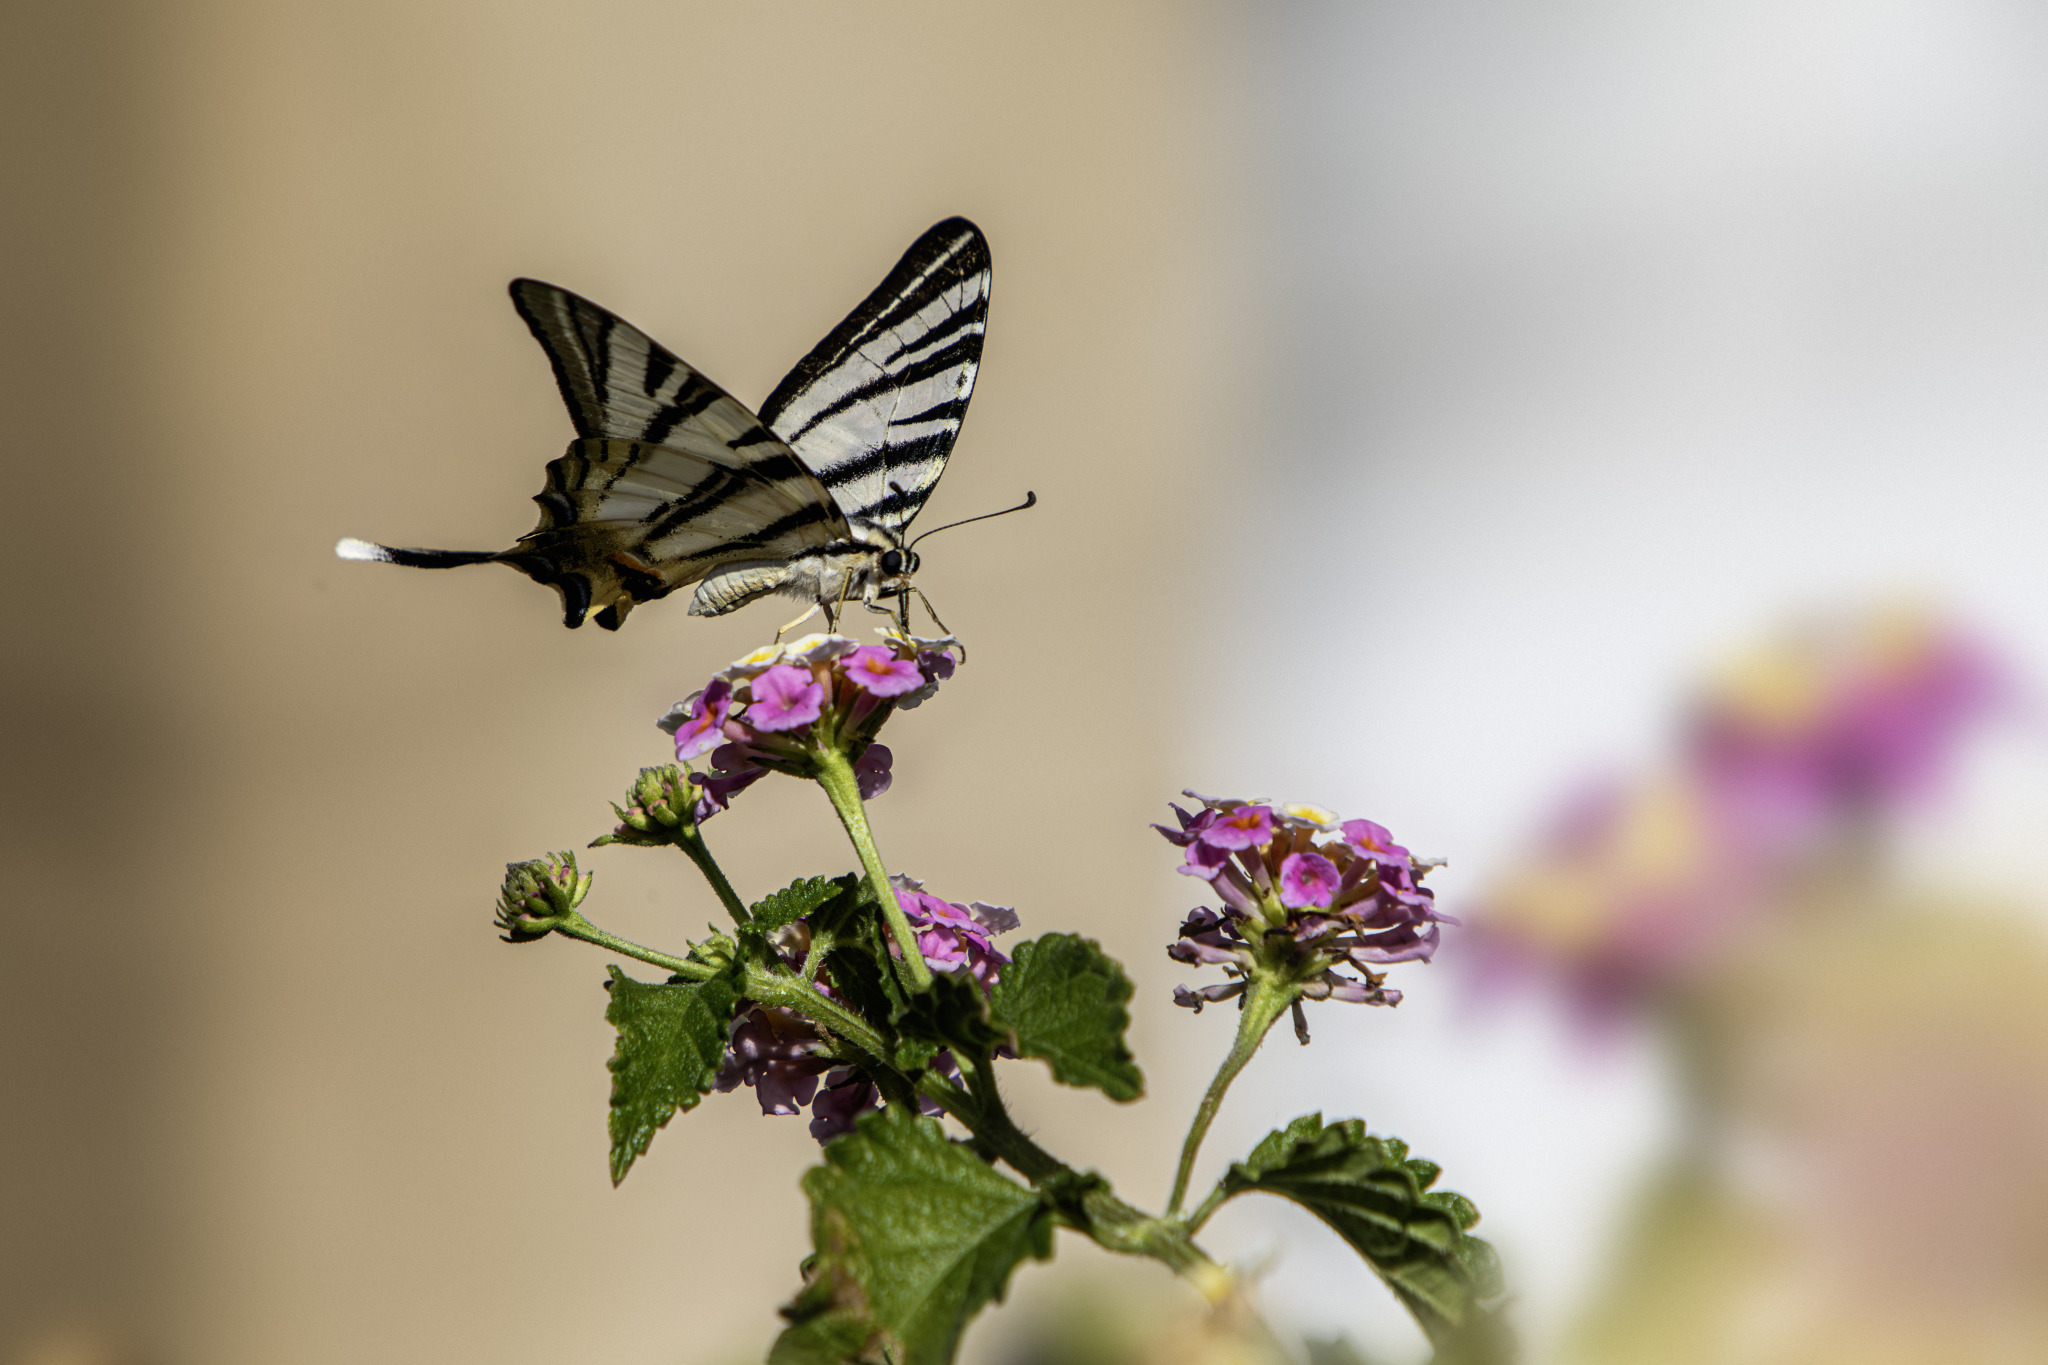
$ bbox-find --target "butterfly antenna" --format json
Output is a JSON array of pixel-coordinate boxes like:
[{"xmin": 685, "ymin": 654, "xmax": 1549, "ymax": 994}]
[{"xmin": 906, "ymin": 491, "xmax": 1037, "ymax": 549}]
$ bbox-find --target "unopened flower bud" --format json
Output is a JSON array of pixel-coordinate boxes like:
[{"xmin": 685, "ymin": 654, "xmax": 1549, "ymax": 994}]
[
  {"xmin": 592, "ymin": 766, "xmax": 696, "ymax": 847},
  {"xmin": 494, "ymin": 851, "xmax": 591, "ymax": 943}
]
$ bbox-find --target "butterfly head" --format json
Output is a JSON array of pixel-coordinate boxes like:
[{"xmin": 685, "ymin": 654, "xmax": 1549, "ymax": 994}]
[{"xmin": 878, "ymin": 548, "xmax": 921, "ymax": 579}]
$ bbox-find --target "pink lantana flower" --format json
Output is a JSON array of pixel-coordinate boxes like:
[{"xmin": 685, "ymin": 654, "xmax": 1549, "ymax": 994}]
[
  {"xmin": 664, "ymin": 679, "xmax": 733, "ymax": 762},
  {"xmin": 746, "ymin": 664, "xmax": 826, "ymax": 732},
  {"xmin": 1341, "ymin": 818, "xmax": 1411, "ymax": 870},
  {"xmin": 1280, "ymin": 851, "xmax": 1342, "ymax": 908},
  {"xmin": 843, "ymin": 645, "xmax": 926, "ymax": 697},
  {"xmin": 1203, "ymin": 804, "xmax": 1275, "ymax": 851}
]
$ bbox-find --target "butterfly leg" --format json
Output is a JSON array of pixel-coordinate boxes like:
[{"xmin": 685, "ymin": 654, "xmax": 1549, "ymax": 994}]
[
  {"xmin": 775, "ymin": 603, "xmax": 820, "ymax": 641},
  {"xmin": 912, "ymin": 587, "xmax": 962, "ymax": 660}
]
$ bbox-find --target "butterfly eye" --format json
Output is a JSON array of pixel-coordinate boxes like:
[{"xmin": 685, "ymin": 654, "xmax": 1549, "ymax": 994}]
[{"xmin": 880, "ymin": 550, "xmax": 903, "ymax": 575}]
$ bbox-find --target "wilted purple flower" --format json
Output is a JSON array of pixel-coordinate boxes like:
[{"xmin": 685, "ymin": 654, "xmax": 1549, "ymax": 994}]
[
  {"xmin": 854, "ymin": 743, "xmax": 893, "ymax": 799},
  {"xmin": 715, "ymin": 1006, "xmax": 833, "ymax": 1116},
  {"xmin": 689, "ymin": 746, "xmax": 768, "ymax": 823},
  {"xmin": 807, "ymin": 1067, "xmax": 881, "ymax": 1143}
]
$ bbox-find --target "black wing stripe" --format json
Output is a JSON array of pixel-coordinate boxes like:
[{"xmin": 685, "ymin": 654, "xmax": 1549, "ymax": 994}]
[
  {"xmin": 756, "ymin": 218, "xmax": 991, "ymax": 534},
  {"xmin": 812, "ymin": 408, "xmax": 969, "ymax": 493},
  {"xmin": 638, "ymin": 379, "xmax": 723, "ymax": 447},
  {"xmin": 779, "ymin": 332, "xmax": 985, "ymax": 445}
]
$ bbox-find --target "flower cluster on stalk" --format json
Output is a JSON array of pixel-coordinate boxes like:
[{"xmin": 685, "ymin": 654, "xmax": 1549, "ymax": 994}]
[
  {"xmin": 1476, "ymin": 605, "xmax": 2007, "ymax": 1016},
  {"xmin": 714, "ymin": 875, "xmax": 1017, "ymax": 1143},
  {"xmin": 656, "ymin": 631, "xmax": 962, "ymax": 822},
  {"xmin": 1156, "ymin": 793, "xmax": 1449, "ymax": 1027}
]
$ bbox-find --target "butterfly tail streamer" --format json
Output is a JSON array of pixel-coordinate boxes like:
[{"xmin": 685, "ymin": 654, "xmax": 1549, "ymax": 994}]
[{"xmin": 335, "ymin": 537, "xmax": 502, "ymax": 569}]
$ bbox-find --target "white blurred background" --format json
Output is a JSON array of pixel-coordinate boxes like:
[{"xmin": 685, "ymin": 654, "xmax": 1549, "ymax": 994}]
[{"xmin": 8, "ymin": 2, "xmax": 2048, "ymax": 1363}]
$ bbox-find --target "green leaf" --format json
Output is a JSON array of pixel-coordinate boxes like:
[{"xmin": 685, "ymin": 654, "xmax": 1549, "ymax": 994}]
[
  {"xmin": 896, "ymin": 970, "xmax": 1010, "ymax": 1063},
  {"xmin": 753, "ymin": 873, "xmax": 859, "ymax": 933},
  {"xmin": 1222, "ymin": 1114, "xmax": 1505, "ymax": 1352},
  {"xmin": 602, "ymin": 965, "xmax": 740, "ymax": 1185},
  {"xmin": 988, "ymin": 934, "xmax": 1144, "ymax": 1101},
  {"xmin": 772, "ymin": 1107, "xmax": 1055, "ymax": 1365},
  {"xmin": 810, "ymin": 880, "xmax": 911, "ymax": 1033}
]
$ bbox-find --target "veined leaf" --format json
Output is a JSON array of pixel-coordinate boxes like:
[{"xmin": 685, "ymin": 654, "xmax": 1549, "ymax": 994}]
[
  {"xmin": 772, "ymin": 1108, "xmax": 1055, "ymax": 1365},
  {"xmin": 989, "ymin": 934, "xmax": 1144, "ymax": 1101},
  {"xmin": 1222, "ymin": 1114, "xmax": 1505, "ymax": 1354},
  {"xmin": 603, "ymin": 965, "xmax": 739, "ymax": 1185},
  {"xmin": 753, "ymin": 873, "xmax": 858, "ymax": 932}
]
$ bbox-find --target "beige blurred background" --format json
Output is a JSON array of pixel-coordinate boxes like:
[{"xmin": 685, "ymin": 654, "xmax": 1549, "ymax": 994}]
[
  {"xmin": 2, "ymin": 1, "xmax": 1238, "ymax": 1361},
  {"xmin": 12, "ymin": 2, "xmax": 2048, "ymax": 1364}
]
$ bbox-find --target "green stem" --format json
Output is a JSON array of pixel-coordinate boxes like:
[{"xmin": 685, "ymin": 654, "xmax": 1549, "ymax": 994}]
[
  {"xmin": 675, "ymin": 824, "xmax": 749, "ymax": 925},
  {"xmin": 958, "ymin": 1053, "xmax": 1066, "ymax": 1183},
  {"xmin": 934, "ymin": 1060, "xmax": 1230, "ymax": 1293},
  {"xmin": 811, "ymin": 746, "xmax": 932, "ymax": 991},
  {"xmin": 553, "ymin": 915, "xmax": 716, "ymax": 981},
  {"xmin": 553, "ymin": 913, "xmax": 894, "ymax": 1071},
  {"xmin": 1183, "ymin": 1182, "xmax": 1231, "ymax": 1234},
  {"xmin": 748, "ymin": 969, "xmax": 893, "ymax": 1072},
  {"xmin": 1167, "ymin": 976, "xmax": 1293, "ymax": 1215}
]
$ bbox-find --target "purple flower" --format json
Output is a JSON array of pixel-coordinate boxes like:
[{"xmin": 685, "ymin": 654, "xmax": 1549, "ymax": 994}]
[
  {"xmin": 843, "ymin": 645, "xmax": 926, "ymax": 697},
  {"xmin": 854, "ymin": 743, "xmax": 893, "ymax": 799},
  {"xmin": 715, "ymin": 1007, "xmax": 833, "ymax": 1116},
  {"xmin": 661, "ymin": 679, "xmax": 733, "ymax": 762},
  {"xmin": 746, "ymin": 664, "xmax": 826, "ymax": 732},
  {"xmin": 1279, "ymin": 852, "xmax": 1341, "ymax": 908},
  {"xmin": 689, "ymin": 746, "xmax": 768, "ymax": 822},
  {"xmin": 1159, "ymin": 793, "xmax": 1448, "ymax": 1029},
  {"xmin": 1203, "ymin": 805, "xmax": 1274, "ymax": 851},
  {"xmin": 807, "ymin": 1068, "xmax": 881, "ymax": 1143},
  {"xmin": 891, "ymin": 874, "xmax": 1016, "ymax": 989},
  {"xmin": 1341, "ymin": 819, "xmax": 1411, "ymax": 870},
  {"xmin": 1172, "ymin": 981, "xmax": 1247, "ymax": 1012}
]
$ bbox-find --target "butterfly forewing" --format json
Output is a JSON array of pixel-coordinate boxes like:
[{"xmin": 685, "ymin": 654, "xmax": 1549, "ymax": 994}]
[
  {"xmin": 500, "ymin": 281, "xmax": 850, "ymax": 627},
  {"xmin": 758, "ymin": 218, "xmax": 991, "ymax": 534}
]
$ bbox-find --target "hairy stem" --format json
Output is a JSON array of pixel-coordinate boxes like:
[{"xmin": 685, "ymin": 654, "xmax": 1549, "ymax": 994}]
[
  {"xmin": 553, "ymin": 915, "xmax": 715, "ymax": 980},
  {"xmin": 811, "ymin": 746, "xmax": 932, "ymax": 992},
  {"xmin": 957, "ymin": 1053, "xmax": 1066, "ymax": 1183},
  {"xmin": 932, "ymin": 1061, "xmax": 1231, "ymax": 1294},
  {"xmin": 748, "ymin": 970, "xmax": 894, "ymax": 1071},
  {"xmin": 674, "ymin": 824, "xmax": 750, "ymax": 925},
  {"xmin": 1168, "ymin": 975, "xmax": 1293, "ymax": 1214}
]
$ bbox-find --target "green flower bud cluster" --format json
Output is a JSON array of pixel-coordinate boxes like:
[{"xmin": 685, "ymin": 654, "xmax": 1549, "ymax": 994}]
[
  {"xmin": 591, "ymin": 766, "xmax": 697, "ymax": 849},
  {"xmin": 495, "ymin": 851, "xmax": 593, "ymax": 943}
]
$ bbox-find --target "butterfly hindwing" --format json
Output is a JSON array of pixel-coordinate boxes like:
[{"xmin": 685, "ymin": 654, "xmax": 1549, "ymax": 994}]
[
  {"xmin": 501, "ymin": 282, "xmax": 850, "ymax": 628},
  {"xmin": 758, "ymin": 217, "xmax": 991, "ymax": 535}
]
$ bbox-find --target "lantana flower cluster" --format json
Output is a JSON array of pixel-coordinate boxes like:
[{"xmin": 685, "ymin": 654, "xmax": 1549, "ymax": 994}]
[
  {"xmin": 1157, "ymin": 792, "xmax": 1448, "ymax": 1021},
  {"xmin": 657, "ymin": 631, "xmax": 962, "ymax": 821},
  {"xmin": 715, "ymin": 875, "xmax": 1017, "ymax": 1142},
  {"xmin": 1475, "ymin": 605, "xmax": 2007, "ymax": 1017}
]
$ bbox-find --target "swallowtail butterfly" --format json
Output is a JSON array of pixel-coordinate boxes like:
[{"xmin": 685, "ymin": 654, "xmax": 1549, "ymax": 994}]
[{"xmin": 337, "ymin": 218, "xmax": 1008, "ymax": 633}]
